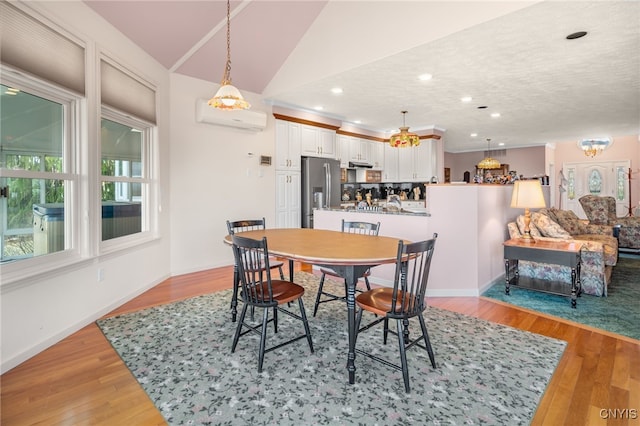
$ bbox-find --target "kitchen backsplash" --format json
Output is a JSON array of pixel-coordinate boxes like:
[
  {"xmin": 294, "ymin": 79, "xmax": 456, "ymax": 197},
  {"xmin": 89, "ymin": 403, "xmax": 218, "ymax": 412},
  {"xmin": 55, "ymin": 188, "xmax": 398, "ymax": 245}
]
[{"xmin": 341, "ymin": 182, "xmax": 429, "ymax": 202}]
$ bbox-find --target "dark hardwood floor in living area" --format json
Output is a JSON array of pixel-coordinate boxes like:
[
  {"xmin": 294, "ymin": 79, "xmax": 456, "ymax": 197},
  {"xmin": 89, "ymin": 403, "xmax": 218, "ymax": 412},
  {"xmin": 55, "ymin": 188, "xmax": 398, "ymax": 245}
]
[{"xmin": 1, "ymin": 263, "xmax": 639, "ymax": 426}]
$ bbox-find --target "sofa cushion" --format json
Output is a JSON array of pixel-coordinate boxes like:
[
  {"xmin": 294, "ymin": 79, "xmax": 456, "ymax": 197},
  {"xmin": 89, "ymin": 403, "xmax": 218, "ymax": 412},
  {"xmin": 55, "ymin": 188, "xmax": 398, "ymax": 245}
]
[
  {"xmin": 551, "ymin": 208, "xmax": 586, "ymax": 235},
  {"xmin": 516, "ymin": 215, "xmax": 542, "ymax": 237},
  {"xmin": 532, "ymin": 212, "xmax": 572, "ymax": 238}
]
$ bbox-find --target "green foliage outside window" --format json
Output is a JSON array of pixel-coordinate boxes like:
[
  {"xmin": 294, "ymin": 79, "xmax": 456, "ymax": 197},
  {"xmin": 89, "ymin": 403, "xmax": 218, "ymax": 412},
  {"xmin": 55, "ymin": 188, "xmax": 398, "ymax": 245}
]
[{"xmin": 6, "ymin": 154, "xmax": 64, "ymax": 230}]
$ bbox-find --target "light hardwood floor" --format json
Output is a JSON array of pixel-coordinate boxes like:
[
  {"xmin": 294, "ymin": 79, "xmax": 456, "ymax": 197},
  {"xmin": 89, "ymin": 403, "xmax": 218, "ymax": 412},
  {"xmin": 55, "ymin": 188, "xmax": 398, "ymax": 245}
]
[{"xmin": 2, "ymin": 263, "xmax": 639, "ymax": 425}]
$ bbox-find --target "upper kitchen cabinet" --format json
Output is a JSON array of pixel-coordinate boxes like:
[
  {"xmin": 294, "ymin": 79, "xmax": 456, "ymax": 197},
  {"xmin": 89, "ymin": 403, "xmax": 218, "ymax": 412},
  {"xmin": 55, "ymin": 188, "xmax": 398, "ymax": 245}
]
[
  {"xmin": 369, "ymin": 140, "xmax": 384, "ymax": 170},
  {"xmin": 336, "ymin": 134, "xmax": 350, "ymax": 168},
  {"xmin": 348, "ymin": 137, "xmax": 370, "ymax": 163},
  {"xmin": 275, "ymin": 120, "xmax": 301, "ymax": 171},
  {"xmin": 300, "ymin": 124, "xmax": 336, "ymax": 159},
  {"xmin": 397, "ymin": 138, "xmax": 436, "ymax": 182}
]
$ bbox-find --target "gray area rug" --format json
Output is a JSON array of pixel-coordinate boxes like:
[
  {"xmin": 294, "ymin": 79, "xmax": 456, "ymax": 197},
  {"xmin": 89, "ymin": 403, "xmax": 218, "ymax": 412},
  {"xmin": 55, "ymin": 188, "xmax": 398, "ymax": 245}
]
[{"xmin": 97, "ymin": 272, "xmax": 567, "ymax": 425}]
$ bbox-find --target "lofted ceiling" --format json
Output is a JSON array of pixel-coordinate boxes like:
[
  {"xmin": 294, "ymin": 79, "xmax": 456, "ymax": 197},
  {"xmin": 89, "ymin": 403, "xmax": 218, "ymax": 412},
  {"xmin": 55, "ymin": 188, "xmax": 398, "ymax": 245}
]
[{"xmin": 85, "ymin": 0, "xmax": 640, "ymax": 153}]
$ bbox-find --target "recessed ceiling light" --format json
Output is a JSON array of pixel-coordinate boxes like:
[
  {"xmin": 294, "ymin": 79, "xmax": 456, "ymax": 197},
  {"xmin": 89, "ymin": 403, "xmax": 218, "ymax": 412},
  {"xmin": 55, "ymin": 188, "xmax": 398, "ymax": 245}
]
[
  {"xmin": 418, "ymin": 73, "xmax": 433, "ymax": 81},
  {"xmin": 566, "ymin": 31, "xmax": 587, "ymax": 40},
  {"xmin": 314, "ymin": 106, "xmax": 324, "ymax": 111},
  {"xmin": 470, "ymin": 133, "xmax": 478, "ymax": 137},
  {"xmin": 331, "ymin": 87, "xmax": 343, "ymax": 94},
  {"xmin": 353, "ymin": 120, "xmax": 362, "ymax": 124},
  {"xmin": 477, "ymin": 105, "xmax": 488, "ymax": 109},
  {"xmin": 498, "ymin": 142, "xmax": 505, "ymax": 146},
  {"xmin": 491, "ymin": 112, "xmax": 501, "ymax": 118},
  {"xmin": 461, "ymin": 96, "xmax": 473, "ymax": 103}
]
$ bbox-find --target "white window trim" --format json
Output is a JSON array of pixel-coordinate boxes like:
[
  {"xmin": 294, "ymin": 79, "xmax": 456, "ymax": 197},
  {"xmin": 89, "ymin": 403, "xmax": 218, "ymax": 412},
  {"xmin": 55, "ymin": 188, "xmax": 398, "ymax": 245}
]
[
  {"xmin": 0, "ymin": 67, "xmax": 82, "ymax": 286},
  {"xmin": 98, "ymin": 106, "xmax": 158, "ymax": 255},
  {"xmin": 0, "ymin": 66, "xmax": 160, "ymax": 288}
]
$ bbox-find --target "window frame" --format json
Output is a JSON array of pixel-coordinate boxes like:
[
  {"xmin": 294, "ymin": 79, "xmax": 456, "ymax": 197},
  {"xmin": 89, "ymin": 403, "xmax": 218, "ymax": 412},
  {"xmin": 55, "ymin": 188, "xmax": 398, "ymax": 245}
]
[
  {"xmin": 0, "ymin": 64, "xmax": 160, "ymax": 287},
  {"xmin": 99, "ymin": 106, "xmax": 157, "ymax": 253},
  {"xmin": 0, "ymin": 67, "xmax": 82, "ymax": 284}
]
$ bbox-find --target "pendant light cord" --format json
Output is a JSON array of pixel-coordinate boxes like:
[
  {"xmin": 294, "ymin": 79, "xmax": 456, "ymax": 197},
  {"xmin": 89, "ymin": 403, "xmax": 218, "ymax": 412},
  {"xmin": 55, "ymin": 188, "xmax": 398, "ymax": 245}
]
[{"xmin": 223, "ymin": 0, "xmax": 232, "ymax": 84}]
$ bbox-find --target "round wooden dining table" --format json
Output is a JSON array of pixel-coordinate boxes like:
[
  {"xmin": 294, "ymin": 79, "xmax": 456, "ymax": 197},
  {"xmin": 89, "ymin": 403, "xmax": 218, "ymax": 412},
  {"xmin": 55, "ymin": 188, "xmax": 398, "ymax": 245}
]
[{"xmin": 224, "ymin": 228, "xmax": 405, "ymax": 385}]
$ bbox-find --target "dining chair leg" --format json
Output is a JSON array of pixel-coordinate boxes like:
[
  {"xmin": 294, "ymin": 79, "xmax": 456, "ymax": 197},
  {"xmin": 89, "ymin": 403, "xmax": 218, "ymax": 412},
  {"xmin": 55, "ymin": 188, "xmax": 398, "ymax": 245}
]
[
  {"xmin": 273, "ymin": 307, "xmax": 278, "ymax": 334},
  {"xmin": 383, "ymin": 318, "xmax": 389, "ymax": 344},
  {"xmin": 402, "ymin": 318, "xmax": 410, "ymax": 345},
  {"xmin": 231, "ymin": 266, "xmax": 240, "ymax": 322},
  {"xmin": 313, "ymin": 273, "xmax": 328, "ymax": 317},
  {"xmin": 258, "ymin": 308, "xmax": 270, "ymax": 373},
  {"xmin": 298, "ymin": 298, "xmax": 314, "ymax": 353},
  {"xmin": 364, "ymin": 275, "xmax": 372, "ymax": 291},
  {"xmin": 396, "ymin": 319, "xmax": 411, "ymax": 393},
  {"xmin": 231, "ymin": 303, "xmax": 249, "ymax": 353},
  {"xmin": 417, "ymin": 313, "xmax": 436, "ymax": 368}
]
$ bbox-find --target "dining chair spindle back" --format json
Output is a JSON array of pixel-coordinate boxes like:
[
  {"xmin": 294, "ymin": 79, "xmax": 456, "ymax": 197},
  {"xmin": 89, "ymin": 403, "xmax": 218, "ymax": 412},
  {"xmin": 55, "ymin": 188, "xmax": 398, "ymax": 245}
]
[
  {"xmin": 312, "ymin": 220, "xmax": 381, "ymax": 317},
  {"xmin": 230, "ymin": 235, "xmax": 314, "ymax": 372},
  {"xmin": 227, "ymin": 218, "xmax": 285, "ymax": 322},
  {"xmin": 354, "ymin": 233, "xmax": 438, "ymax": 392}
]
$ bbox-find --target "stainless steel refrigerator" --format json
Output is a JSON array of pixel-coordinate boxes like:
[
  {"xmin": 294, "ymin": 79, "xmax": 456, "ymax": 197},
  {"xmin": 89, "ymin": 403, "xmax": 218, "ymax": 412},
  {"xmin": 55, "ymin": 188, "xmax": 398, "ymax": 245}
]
[{"xmin": 301, "ymin": 156, "xmax": 341, "ymax": 228}]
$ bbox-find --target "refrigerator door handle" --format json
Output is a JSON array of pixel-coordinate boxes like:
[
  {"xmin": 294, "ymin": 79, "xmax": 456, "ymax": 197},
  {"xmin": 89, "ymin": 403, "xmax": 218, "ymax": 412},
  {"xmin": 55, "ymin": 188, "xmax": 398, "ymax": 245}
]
[{"xmin": 324, "ymin": 163, "xmax": 331, "ymax": 209}]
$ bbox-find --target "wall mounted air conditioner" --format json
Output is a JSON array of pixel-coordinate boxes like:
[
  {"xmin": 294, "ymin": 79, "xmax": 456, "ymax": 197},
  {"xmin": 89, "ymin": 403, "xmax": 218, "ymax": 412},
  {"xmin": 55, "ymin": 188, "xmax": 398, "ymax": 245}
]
[{"xmin": 195, "ymin": 99, "xmax": 267, "ymax": 131}]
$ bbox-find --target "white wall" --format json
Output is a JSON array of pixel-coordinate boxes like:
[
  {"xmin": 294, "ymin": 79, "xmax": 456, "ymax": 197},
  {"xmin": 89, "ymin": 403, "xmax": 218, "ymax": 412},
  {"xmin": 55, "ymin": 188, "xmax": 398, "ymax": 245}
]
[
  {"xmin": 1, "ymin": 1, "xmax": 172, "ymax": 373},
  {"xmin": 168, "ymin": 74, "xmax": 277, "ymax": 275},
  {"xmin": 426, "ymin": 185, "xmax": 515, "ymax": 296}
]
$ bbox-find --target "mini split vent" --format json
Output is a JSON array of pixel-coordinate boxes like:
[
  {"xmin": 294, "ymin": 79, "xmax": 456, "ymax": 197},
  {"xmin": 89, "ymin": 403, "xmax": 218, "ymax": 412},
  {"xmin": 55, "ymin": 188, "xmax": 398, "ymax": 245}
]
[{"xmin": 195, "ymin": 99, "xmax": 267, "ymax": 131}]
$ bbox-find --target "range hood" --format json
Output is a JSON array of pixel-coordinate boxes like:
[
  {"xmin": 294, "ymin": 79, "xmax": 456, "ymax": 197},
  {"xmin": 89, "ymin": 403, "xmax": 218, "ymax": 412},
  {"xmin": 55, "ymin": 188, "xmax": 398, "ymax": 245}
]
[{"xmin": 348, "ymin": 161, "xmax": 373, "ymax": 169}]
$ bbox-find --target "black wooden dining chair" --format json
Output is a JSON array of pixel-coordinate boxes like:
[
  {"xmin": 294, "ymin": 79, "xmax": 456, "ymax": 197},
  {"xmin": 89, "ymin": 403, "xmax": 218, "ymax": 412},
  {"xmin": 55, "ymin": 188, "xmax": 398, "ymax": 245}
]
[
  {"xmin": 227, "ymin": 218, "xmax": 285, "ymax": 322},
  {"xmin": 312, "ymin": 220, "xmax": 380, "ymax": 317},
  {"xmin": 354, "ymin": 233, "xmax": 438, "ymax": 392},
  {"xmin": 230, "ymin": 234, "xmax": 314, "ymax": 372}
]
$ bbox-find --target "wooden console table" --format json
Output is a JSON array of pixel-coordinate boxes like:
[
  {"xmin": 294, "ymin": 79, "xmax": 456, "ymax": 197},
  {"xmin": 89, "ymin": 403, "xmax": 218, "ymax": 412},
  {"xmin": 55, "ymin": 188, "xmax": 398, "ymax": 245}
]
[{"xmin": 503, "ymin": 238, "xmax": 582, "ymax": 308}]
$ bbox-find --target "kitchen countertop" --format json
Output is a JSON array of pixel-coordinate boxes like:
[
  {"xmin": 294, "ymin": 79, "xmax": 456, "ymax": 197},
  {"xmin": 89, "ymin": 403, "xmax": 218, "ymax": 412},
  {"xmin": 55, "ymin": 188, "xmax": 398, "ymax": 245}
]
[{"xmin": 317, "ymin": 207, "xmax": 430, "ymax": 216}]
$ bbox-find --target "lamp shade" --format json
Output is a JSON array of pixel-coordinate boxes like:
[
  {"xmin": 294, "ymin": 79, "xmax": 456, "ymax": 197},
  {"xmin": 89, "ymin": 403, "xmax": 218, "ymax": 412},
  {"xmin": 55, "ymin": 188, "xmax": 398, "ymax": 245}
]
[{"xmin": 510, "ymin": 180, "xmax": 547, "ymax": 209}]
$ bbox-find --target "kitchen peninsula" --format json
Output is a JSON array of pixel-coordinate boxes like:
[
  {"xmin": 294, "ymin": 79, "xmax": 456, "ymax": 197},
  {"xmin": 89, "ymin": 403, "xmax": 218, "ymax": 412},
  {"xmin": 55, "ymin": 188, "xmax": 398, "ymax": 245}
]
[{"xmin": 314, "ymin": 184, "xmax": 521, "ymax": 297}]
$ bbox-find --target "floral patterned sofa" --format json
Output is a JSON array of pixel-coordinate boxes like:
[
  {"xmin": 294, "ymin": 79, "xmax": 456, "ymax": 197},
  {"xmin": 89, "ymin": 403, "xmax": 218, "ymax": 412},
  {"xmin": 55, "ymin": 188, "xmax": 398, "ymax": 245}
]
[
  {"xmin": 579, "ymin": 195, "xmax": 640, "ymax": 250},
  {"xmin": 507, "ymin": 207, "xmax": 618, "ymax": 296}
]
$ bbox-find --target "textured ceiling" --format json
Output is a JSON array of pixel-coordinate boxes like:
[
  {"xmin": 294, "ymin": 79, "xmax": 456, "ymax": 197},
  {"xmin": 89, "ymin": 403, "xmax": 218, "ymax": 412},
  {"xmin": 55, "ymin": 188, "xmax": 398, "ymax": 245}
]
[{"xmin": 85, "ymin": 1, "xmax": 640, "ymax": 153}]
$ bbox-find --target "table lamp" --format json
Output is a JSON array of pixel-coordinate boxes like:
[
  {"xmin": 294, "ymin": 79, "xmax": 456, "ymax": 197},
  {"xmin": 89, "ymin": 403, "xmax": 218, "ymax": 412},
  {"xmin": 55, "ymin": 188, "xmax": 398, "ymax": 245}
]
[{"xmin": 510, "ymin": 180, "xmax": 546, "ymax": 240}]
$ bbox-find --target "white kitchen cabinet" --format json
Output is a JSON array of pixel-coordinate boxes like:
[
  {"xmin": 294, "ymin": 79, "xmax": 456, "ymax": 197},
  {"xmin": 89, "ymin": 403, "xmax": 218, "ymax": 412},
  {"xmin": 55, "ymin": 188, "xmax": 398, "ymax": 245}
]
[
  {"xmin": 275, "ymin": 170, "xmax": 301, "ymax": 228},
  {"xmin": 300, "ymin": 124, "xmax": 336, "ymax": 159},
  {"xmin": 336, "ymin": 134, "xmax": 350, "ymax": 167},
  {"xmin": 397, "ymin": 139, "xmax": 435, "ymax": 182},
  {"xmin": 275, "ymin": 120, "xmax": 301, "ymax": 171},
  {"xmin": 383, "ymin": 143, "xmax": 399, "ymax": 182},
  {"xmin": 369, "ymin": 140, "xmax": 384, "ymax": 170},
  {"xmin": 348, "ymin": 137, "xmax": 370, "ymax": 163}
]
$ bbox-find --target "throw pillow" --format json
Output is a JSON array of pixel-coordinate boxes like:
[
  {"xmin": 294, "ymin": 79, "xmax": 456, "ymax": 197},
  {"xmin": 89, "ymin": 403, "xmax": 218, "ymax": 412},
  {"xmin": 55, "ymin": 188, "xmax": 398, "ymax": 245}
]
[
  {"xmin": 551, "ymin": 208, "xmax": 586, "ymax": 235},
  {"xmin": 516, "ymin": 215, "xmax": 542, "ymax": 237},
  {"xmin": 532, "ymin": 212, "xmax": 572, "ymax": 238}
]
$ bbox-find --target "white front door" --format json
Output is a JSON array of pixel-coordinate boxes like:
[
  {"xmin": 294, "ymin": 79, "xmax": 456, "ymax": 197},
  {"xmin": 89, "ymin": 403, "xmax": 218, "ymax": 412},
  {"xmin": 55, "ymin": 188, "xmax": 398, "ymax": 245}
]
[{"xmin": 562, "ymin": 160, "xmax": 630, "ymax": 218}]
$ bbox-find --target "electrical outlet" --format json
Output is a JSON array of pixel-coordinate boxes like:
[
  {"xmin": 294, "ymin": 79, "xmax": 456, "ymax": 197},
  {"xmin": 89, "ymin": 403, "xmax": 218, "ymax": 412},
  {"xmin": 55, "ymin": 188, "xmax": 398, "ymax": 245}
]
[{"xmin": 97, "ymin": 268, "xmax": 104, "ymax": 282}]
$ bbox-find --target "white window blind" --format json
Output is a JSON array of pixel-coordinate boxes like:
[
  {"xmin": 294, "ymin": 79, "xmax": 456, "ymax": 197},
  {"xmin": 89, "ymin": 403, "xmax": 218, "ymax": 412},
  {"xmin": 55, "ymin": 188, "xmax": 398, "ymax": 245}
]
[
  {"xmin": 100, "ymin": 59, "xmax": 156, "ymax": 124},
  {"xmin": 0, "ymin": 2, "xmax": 85, "ymax": 95}
]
